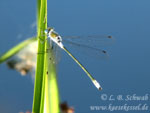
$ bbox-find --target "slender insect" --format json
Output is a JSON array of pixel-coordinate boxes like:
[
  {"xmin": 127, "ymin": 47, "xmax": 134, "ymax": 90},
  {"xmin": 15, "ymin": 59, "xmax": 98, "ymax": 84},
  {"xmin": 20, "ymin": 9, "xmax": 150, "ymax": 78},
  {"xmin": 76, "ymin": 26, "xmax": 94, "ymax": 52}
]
[{"xmin": 44, "ymin": 27, "xmax": 112, "ymax": 90}]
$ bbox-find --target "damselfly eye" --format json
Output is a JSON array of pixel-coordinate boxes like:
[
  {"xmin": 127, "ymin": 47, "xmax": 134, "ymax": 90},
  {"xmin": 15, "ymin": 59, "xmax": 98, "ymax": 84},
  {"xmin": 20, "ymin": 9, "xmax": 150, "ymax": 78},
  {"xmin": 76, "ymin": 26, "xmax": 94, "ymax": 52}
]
[{"xmin": 44, "ymin": 29, "xmax": 48, "ymax": 34}]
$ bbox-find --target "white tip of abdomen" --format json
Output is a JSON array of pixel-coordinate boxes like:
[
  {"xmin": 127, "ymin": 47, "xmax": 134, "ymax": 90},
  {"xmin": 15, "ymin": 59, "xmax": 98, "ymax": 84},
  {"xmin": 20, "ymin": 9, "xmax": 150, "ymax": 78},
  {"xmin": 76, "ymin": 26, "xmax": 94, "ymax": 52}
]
[{"xmin": 92, "ymin": 80, "xmax": 102, "ymax": 90}]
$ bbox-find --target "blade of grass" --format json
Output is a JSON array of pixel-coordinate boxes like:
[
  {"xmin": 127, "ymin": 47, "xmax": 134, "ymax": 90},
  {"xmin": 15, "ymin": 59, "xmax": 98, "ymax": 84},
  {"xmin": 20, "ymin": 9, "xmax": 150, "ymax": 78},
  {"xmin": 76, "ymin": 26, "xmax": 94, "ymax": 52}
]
[
  {"xmin": 39, "ymin": 0, "xmax": 48, "ymax": 113},
  {"xmin": 33, "ymin": 0, "xmax": 60, "ymax": 112},
  {"xmin": 0, "ymin": 37, "xmax": 37, "ymax": 64},
  {"xmin": 39, "ymin": 0, "xmax": 60, "ymax": 112},
  {"xmin": 32, "ymin": 0, "xmax": 47, "ymax": 112},
  {"xmin": 44, "ymin": 42, "xmax": 60, "ymax": 113}
]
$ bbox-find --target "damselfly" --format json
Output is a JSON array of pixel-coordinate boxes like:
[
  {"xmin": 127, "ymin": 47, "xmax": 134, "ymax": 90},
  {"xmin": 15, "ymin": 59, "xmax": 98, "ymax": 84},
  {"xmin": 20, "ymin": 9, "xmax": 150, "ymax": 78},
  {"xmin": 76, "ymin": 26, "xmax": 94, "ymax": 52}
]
[{"xmin": 45, "ymin": 27, "xmax": 113, "ymax": 90}]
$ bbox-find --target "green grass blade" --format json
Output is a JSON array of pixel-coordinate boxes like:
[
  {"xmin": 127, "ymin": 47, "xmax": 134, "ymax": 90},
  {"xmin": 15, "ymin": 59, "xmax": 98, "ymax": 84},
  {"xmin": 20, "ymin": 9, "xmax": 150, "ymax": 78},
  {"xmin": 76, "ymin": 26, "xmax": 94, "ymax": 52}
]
[
  {"xmin": 0, "ymin": 37, "xmax": 37, "ymax": 64},
  {"xmin": 32, "ymin": 0, "xmax": 60, "ymax": 112},
  {"xmin": 44, "ymin": 42, "xmax": 60, "ymax": 113},
  {"xmin": 39, "ymin": 0, "xmax": 48, "ymax": 112},
  {"xmin": 32, "ymin": 0, "xmax": 47, "ymax": 112}
]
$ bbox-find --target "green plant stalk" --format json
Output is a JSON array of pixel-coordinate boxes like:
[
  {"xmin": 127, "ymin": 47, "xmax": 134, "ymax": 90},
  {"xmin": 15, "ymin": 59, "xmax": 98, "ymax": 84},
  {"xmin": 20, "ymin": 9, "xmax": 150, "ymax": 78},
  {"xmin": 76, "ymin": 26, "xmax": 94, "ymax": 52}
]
[
  {"xmin": 32, "ymin": 0, "xmax": 60, "ymax": 112},
  {"xmin": 39, "ymin": 0, "xmax": 47, "ymax": 112},
  {"xmin": 0, "ymin": 37, "xmax": 37, "ymax": 64},
  {"xmin": 44, "ymin": 42, "xmax": 60, "ymax": 113},
  {"xmin": 41, "ymin": 0, "xmax": 60, "ymax": 111},
  {"xmin": 39, "ymin": 0, "xmax": 48, "ymax": 112},
  {"xmin": 37, "ymin": 0, "xmax": 41, "ymax": 25},
  {"xmin": 32, "ymin": 0, "xmax": 47, "ymax": 112},
  {"xmin": 47, "ymin": 64, "xmax": 60, "ymax": 113}
]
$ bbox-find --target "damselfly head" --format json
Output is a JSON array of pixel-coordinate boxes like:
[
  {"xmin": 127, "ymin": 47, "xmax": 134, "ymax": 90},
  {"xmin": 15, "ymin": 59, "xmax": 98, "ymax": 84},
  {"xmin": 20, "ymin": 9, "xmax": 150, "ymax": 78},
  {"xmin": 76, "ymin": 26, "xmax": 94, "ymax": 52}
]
[{"xmin": 44, "ymin": 27, "xmax": 54, "ymax": 34}]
